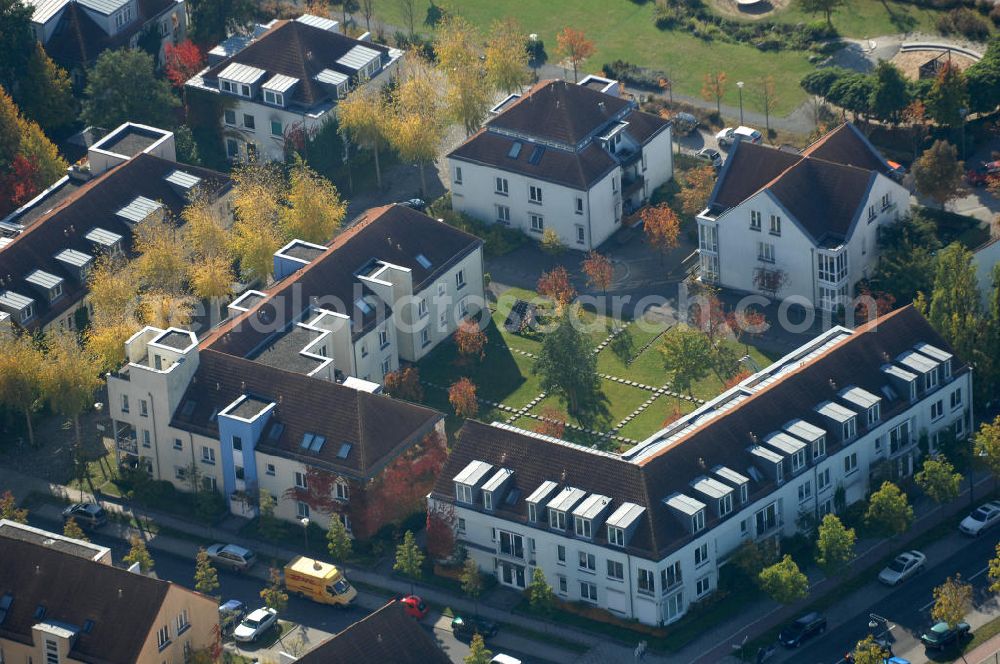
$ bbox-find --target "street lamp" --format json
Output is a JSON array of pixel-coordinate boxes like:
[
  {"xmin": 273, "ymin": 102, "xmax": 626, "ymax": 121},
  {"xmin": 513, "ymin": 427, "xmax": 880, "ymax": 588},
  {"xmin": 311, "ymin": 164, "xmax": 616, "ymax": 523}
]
[
  {"xmin": 737, "ymin": 81, "xmax": 745, "ymax": 126},
  {"xmin": 300, "ymin": 517, "xmax": 310, "ymax": 551},
  {"xmin": 959, "ymin": 107, "xmax": 968, "ymax": 161}
]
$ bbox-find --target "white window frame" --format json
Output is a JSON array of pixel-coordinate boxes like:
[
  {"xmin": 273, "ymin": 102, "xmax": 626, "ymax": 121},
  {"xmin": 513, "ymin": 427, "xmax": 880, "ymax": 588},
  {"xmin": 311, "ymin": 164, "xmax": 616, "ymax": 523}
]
[
  {"xmin": 496, "ymin": 204, "xmax": 511, "ymax": 224},
  {"xmin": 750, "ymin": 210, "xmax": 761, "ymax": 231},
  {"xmin": 694, "ymin": 542, "xmax": 708, "ymax": 567},
  {"xmin": 529, "ymin": 185, "xmax": 543, "ymax": 203},
  {"xmin": 294, "ymin": 471, "xmax": 307, "ymax": 489},
  {"xmin": 608, "ymin": 525, "xmax": 624, "ymax": 547},
  {"xmin": 455, "ymin": 483, "xmax": 473, "ymax": 504},
  {"xmin": 495, "ymin": 177, "xmax": 509, "ymax": 195},
  {"xmin": 574, "ymin": 516, "xmax": 592, "ymax": 539},
  {"xmin": 529, "ymin": 213, "xmax": 544, "ymax": 233}
]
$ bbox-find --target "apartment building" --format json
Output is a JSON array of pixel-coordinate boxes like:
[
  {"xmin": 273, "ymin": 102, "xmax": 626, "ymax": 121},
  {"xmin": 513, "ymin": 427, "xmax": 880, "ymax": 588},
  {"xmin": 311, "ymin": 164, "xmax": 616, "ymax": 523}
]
[
  {"xmin": 447, "ymin": 76, "xmax": 673, "ymax": 250},
  {"xmin": 0, "ymin": 122, "xmax": 231, "ymax": 332},
  {"xmin": 27, "ymin": 0, "xmax": 185, "ymax": 85},
  {"xmin": 0, "ymin": 523, "xmax": 217, "ymax": 663},
  {"xmin": 106, "ymin": 205, "xmax": 482, "ymax": 533},
  {"xmin": 696, "ymin": 123, "xmax": 909, "ymax": 310},
  {"xmin": 430, "ymin": 306, "xmax": 970, "ymax": 626},
  {"xmin": 186, "ymin": 15, "xmax": 403, "ymax": 162}
]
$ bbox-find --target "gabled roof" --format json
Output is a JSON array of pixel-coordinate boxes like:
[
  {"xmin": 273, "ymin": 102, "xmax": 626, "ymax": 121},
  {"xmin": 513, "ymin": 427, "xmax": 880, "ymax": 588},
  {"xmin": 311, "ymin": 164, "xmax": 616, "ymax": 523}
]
[
  {"xmin": 203, "ymin": 204, "xmax": 481, "ymax": 357},
  {"xmin": 433, "ymin": 306, "xmax": 961, "ymax": 560},
  {"xmin": 42, "ymin": 0, "xmax": 175, "ymax": 68},
  {"xmin": 199, "ymin": 20, "xmax": 391, "ymax": 109},
  {"xmin": 0, "ymin": 536, "xmax": 175, "ymax": 663},
  {"xmin": 0, "ymin": 154, "xmax": 229, "ymax": 331},
  {"xmin": 170, "ymin": 349, "xmax": 442, "ymax": 478},
  {"xmin": 295, "ymin": 601, "xmax": 450, "ymax": 664},
  {"xmin": 708, "ymin": 122, "xmax": 893, "ymax": 246}
]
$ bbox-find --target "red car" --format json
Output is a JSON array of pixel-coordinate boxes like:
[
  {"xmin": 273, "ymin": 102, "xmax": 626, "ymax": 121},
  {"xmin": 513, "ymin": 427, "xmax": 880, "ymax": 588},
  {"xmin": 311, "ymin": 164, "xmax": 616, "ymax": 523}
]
[
  {"xmin": 399, "ymin": 595, "xmax": 428, "ymax": 620},
  {"xmin": 967, "ymin": 160, "xmax": 1000, "ymax": 186}
]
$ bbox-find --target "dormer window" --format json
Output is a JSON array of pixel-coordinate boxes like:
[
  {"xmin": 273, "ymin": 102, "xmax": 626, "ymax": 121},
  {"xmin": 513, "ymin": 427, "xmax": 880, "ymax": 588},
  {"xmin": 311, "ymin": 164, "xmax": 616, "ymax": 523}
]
[
  {"xmin": 775, "ymin": 462, "xmax": 784, "ymax": 484},
  {"xmin": 843, "ymin": 417, "xmax": 857, "ymax": 440},
  {"xmin": 574, "ymin": 516, "xmax": 592, "ymax": 539},
  {"xmin": 549, "ymin": 510, "xmax": 566, "ymax": 530},
  {"xmin": 608, "ymin": 525, "xmax": 624, "ymax": 547},
  {"xmin": 692, "ymin": 510, "xmax": 705, "ymax": 533},
  {"xmin": 791, "ymin": 449, "xmax": 806, "ymax": 473},
  {"xmin": 483, "ymin": 490, "xmax": 493, "ymax": 511},
  {"xmin": 455, "ymin": 483, "xmax": 473, "ymax": 504},
  {"xmin": 909, "ymin": 380, "xmax": 917, "ymax": 401},
  {"xmin": 19, "ymin": 305, "xmax": 32, "ymax": 323},
  {"xmin": 740, "ymin": 483, "xmax": 748, "ymax": 504},
  {"xmin": 263, "ymin": 90, "xmax": 284, "ymax": 106},
  {"xmin": 867, "ymin": 404, "xmax": 880, "ymax": 426},
  {"xmin": 719, "ymin": 493, "xmax": 733, "ymax": 517},
  {"xmin": 926, "ymin": 367, "xmax": 939, "ymax": 391},
  {"xmin": 528, "ymin": 503, "xmax": 538, "ymax": 522},
  {"xmin": 812, "ymin": 436, "xmax": 826, "ymax": 460}
]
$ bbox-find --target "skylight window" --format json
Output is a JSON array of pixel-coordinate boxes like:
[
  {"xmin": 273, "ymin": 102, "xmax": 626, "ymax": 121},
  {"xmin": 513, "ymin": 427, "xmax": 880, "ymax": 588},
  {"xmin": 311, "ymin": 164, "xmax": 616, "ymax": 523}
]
[
  {"xmin": 268, "ymin": 422, "xmax": 285, "ymax": 441},
  {"xmin": 300, "ymin": 433, "xmax": 315, "ymax": 450},
  {"xmin": 507, "ymin": 142, "xmax": 522, "ymax": 159},
  {"xmin": 528, "ymin": 145, "xmax": 546, "ymax": 164},
  {"xmin": 33, "ymin": 605, "xmax": 46, "ymax": 619},
  {"xmin": 355, "ymin": 298, "xmax": 372, "ymax": 314},
  {"xmin": 181, "ymin": 400, "xmax": 196, "ymax": 417},
  {"xmin": 415, "ymin": 254, "xmax": 432, "ymax": 269},
  {"xmin": 0, "ymin": 593, "xmax": 12, "ymax": 625},
  {"xmin": 309, "ymin": 435, "xmax": 326, "ymax": 452},
  {"xmin": 82, "ymin": 619, "xmax": 94, "ymax": 633},
  {"xmin": 337, "ymin": 442, "xmax": 352, "ymax": 459},
  {"xmin": 208, "ymin": 408, "xmax": 218, "ymax": 422}
]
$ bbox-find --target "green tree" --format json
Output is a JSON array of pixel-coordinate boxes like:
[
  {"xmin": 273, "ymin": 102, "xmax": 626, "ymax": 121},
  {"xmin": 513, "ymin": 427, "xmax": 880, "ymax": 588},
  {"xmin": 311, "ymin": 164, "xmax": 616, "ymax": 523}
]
[
  {"xmin": 0, "ymin": 491, "xmax": 27, "ymax": 523},
  {"xmin": 326, "ymin": 516, "xmax": 352, "ymax": 562},
  {"xmin": 660, "ymin": 325, "xmax": 712, "ymax": 398},
  {"xmin": 874, "ymin": 213, "xmax": 941, "ymax": 304},
  {"xmin": 281, "ymin": 158, "xmax": 346, "ymax": 244},
  {"xmin": 260, "ymin": 567, "xmax": 288, "ymax": 612},
  {"xmin": 527, "ymin": 567, "xmax": 555, "ymax": 615},
  {"xmin": 852, "ymin": 635, "xmax": 891, "ymax": 664},
  {"xmin": 965, "ymin": 39, "xmax": 1000, "ymax": 115},
  {"xmin": 0, "ymin": 83, "xmax": 19, "ymax": 166},
  {"xmin": 17, "ymin": 114, "xmax": 67, "ymax": 190},
  {"xmin": 758, "ymin": 554, "xmax": 808, "ymax": 604},
  {"xmin": 194, "ymin": 547, "xmax": 220, "ymax": 595},
  {"xmin": 82, "ymin": 49, "xmax": 179, "ymax": 129},
  {"xmin": 0, "ymin": 332, "xmax": 45, "ymax": 448},
  {"xmin": 869, "ymin": 61, "xmax": 910, "ymax": 125},
  {"xmin": 974, "ymin": 415, "xmax": 1000, "ymax": 482},
  {"xmin": 460, "ymin": 557, "xmax": 484, "ymax": 616},
  {"xmin": 926, "ymin": 62, "xmax": 968, "ymax": 128},
  {"xmin": 187, "ymin": 0, "xmax": 253, "ymax": 47},
  {"xmin": 123, "ymin": 535, "xmax": 155, "ymax": 572},
  {"xmin": 815, "ymin": 513, "xmax": 856, "ymax": 576},
  {"xmin": 465, "ymin": 634, "xmax": 493, "ymax": 664},
  {"xmin": 912, "ymin": 140, "xmax": 964, "ymax": 209},
  {"xmin": 62, "ymin": 517, "xmax": 88, "ymax": 541},
  {"xmin": 915, "ymin": 457, "xmax": 962, "ymax": 504},
  {"xmin": 988, "ymin": 542, "xmax": 1000, "ymax": 594},
  {"xmin": 18, "ymin": 43, "xmax": 74, "ymax": 134},
  {"xmin": 932, "ymin": 575, "xmax": 972, "ymax": 628},
  {"xmin": 257, "ymin": 488, "xmax": 283, "ymax": 539},
  {"xmin": 0, "ymin": 0, "xmax": 33, "ymax": 92},
  {"xmin": 799, "ymin": 0, "xmax": 845, "ymax": 26},
  {"xmin": 42, "ymin": 331, "xmax": 102, "ymax": 451},
  {"xmin": 533, "ymin": 311, "xmax": 605, "ymax": 423},
  {"xmin": 865, "ymin": 481, "xmax": 913, "ymax": 537},
  {"xmin": 393, "ymin": 530, "xmax": 424, "ymax": 595}
]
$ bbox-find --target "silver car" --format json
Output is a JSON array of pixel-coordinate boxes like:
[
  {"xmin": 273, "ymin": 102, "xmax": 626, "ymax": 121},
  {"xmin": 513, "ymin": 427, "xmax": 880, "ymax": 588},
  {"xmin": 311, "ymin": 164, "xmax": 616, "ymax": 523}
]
[
  {"xmin": 205, "ymin": 543, "xmax": 256, "ymax": 571},
  {"xmin": 877, "ymin": 550, "xmax": 925, "ymax": 586},
  {"xmin": 959, "ymin": 500, "xmax": 1000, "ymax": 536}
]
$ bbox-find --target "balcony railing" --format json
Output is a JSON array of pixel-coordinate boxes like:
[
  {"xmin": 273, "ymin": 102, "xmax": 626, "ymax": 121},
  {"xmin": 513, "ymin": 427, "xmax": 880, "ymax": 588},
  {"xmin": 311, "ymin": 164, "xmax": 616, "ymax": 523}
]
[
  {"xmin": 623, "ymin": 174, "xmax": 645, "ymax": 198},
  {"xmin": 116, "ymin": 434, "xmax": 138, "ymax": 456}
]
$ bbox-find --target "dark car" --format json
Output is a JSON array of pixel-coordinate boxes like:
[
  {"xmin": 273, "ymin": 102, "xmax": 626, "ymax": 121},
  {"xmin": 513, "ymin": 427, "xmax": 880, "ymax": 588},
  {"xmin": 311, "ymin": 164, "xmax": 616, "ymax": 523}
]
[
  {"xmin": 967, "ymin": 160, "xmax": 1000, "ymax": 186},
  {"xmin": 218, "ymin": 599, "xmax": 247, "ymax": 636},
  {"xmin": 920, "ymin": 621, "xmax": 970, "ymax": 650},
  {"xmin": 696, "ymin": 147, "xmax": 723, "ymax": 169},
  {"xmin": 778, "ymin": 612, "xmax": 827, "ymax": 648},
  {"xmin": 451, "ymin": 615, "xmax": 499, "ymax": 642},
  {"xmin": 61, "ymin": 503, "xmax": 107, "ymax": 528},
  {"xmin": 398, "ymin": 198, "xmax": 427, "ymax": 212}
]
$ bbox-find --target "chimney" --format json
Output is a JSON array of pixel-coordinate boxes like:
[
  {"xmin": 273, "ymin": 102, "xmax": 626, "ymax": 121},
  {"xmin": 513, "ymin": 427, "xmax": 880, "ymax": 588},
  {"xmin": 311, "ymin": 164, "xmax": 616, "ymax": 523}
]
[{"xmin": 828, "ymin": 378, "xmax": 837, "ymax": 391}]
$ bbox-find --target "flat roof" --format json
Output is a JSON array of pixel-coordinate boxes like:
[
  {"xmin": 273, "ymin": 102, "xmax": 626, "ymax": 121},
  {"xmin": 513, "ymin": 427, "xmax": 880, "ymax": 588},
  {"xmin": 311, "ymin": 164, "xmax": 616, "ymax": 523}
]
[
  {"xmin": 764, "ymin": 431, "xmax": 807, "ymax": 455},
  {"xmin": 712, "ymin": 465, "xmax": 749, "ymax": 486},
  {"xmin": 116, "ymin": 196, "xmax": 163, "ymax": 224},
  {"xmin": 897, "ymin": 350, "xmax": 936, "ymax": 375},
  {"xmin": 250, "ymin": 325, "xmax": 326, "ymax": 375},
  {"xmin": 229, "ymin": 290, "xmax": 267, "ymax": 311},
  {"xmin": 605, "ymin": 502, "xmax": 645, "ymax": 530},
  {"xmin": 218, "ymin": 62, "xmax": 267, "ymax": 84},
  {"xmin": 750, "ymin": 445, "xmax": 783, "ymax": 465},
  {"xmin": 314, "ymin": 69, "xmax": 348, "ymax": 86},
  {"xmin": 0, "ymin": 291, "xmax": 34, "ymax": 310},
  {"xmin": 263, "ymin": 73, "xmax": 299, "ymax": 93},
  {"xmin": 165, "ymin": 169, "xmax": 203, "ymax": 191},
  {"xmin": 815, "ymin": 400, "xmax": 856, "ymax": 422},
  {"xmin": 295, "ymin": 13, "xmax": 338, "ymax": 30},
  {"xmin": 28, "ymin": 0, "xmax": 70, "ymax": 25},
  {"xmin": 839, "ymin": 386, "xmax": 880, "ymax": 410},
  {"xmin": 336, "ymin": 44, "xmax": 381, "ymax": 71},
  {"xmin": 279, "ymin": 239, "xmax": 327, "ymax": 262},
  {"xmin": 0, "ymin": 519, "xmax": 110, "ymax": 562},
  {"xmin": 914, "ymin": 342, "xmax": 952, "ymax": 364},
  {"xmin": 25, "ymin": 269, "xmax": 63, "ymax": 290},
  {"xmin": 882, "ymin": 363, "xmax": 917, "ymax": 382},
  {"xmin": 94, "ymin": 124, "xmax": 165, "ymax": 157},
  {"xmin": 85, "ymin": 227, "xmax": 122, "ymax": 247},
  {"xmin": 453, "ymin": 459, "xmax": 493, "ymax": 486},
  {"xmin": 572, "ymin": 493, "xmax": 611, "ymax": 520},
  {"xmin": 76, "ymin": 0, "xmax": 128, "ymax": 15},
  {"xmin": 224, "ymin": 395, "xmax": 274, "ymax": 420},
  {"xmin": 54, "ymin": 248, "xmax": 93, "ymax": 269},
  {"xmin": 153, "ymin": 329, "xmax": 196, "ymax": 351},
  {"xmin": 481, "ymin": 468, "xmax": 513, "ymax": 493},
  {"xmin": 691, "ymin": 476, "xmax": 732, "ymax": 499},
  {"xmin": 525, "ymin": 480, "xmax": 558, "ymax": 504},
  {"xmin": 547, "ymin": 486, "xmax": 586, "ymax": 513},
  {"xmin": 783, "ymin": 418, "xmax": 825, "ymax": 442},
  {"xmin": 664, "ymin": 493, "xmax": 705, "ymax": 516}
]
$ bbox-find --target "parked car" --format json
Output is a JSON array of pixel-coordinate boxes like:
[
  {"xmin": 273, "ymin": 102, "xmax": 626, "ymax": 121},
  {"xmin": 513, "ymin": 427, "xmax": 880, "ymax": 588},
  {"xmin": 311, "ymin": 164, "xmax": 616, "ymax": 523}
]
[
  {"xmin": 398, "ymin": 595, "xmax": 428, "ymax": 620},
  {"xmin": 451, "ymin": 615, "xmax": 499, "ymax": 642},
  {"xmin": 673, "ymin": 112, "xmax": 699, "ymax": 136},
  {"xmin": 959, "ymin": 500, "xmax": 1000, "ymax": 536},
  {"xmin": 877, "ymin": 550, "xmax": 926, "ymax": 586},
  {"xmin": 778, "ymin": 612, "xmax": 827, "ymax": 648},
  {"xmin": 966, "ymin": 160, "xmax": 1000, "ymax": 186},
  {"xmin": 233, "ymin": 607, "xmax": 278, "ymax": 643},
  {"xmin": 205, "ymin": 543, "xmax": 256, "ymax": 572},
  {"xmin": 61, "ymin": 503, "xmax": 107, "ymax": 528},
  {"xmin": 218, "ymin": 599, "xmax": 247, "ymax": 636},
  {"xmin": 920, "ymin": 621, "xmax": 970, "ymax": 650},
  {"xmin": 398, "ymin": 198, "xmax": 427, "ymax": 212},
  {"xmin": 696, "ymin": 147, "xmax": 723, "ymax": 169},
  {"xmin": 716, "ymin": 126, "xmax": 763, "ymax": 148},
  {"xmin": 886, "ymin": 160, "xmax": 906, "ymax": 182},
  {"xmin": 489, "ymin": 656, "xmax": 523, "ymax": 664}
]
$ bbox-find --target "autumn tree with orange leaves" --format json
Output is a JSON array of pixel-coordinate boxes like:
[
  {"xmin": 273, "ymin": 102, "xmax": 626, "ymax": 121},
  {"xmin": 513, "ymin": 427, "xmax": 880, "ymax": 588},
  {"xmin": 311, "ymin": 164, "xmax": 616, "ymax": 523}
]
[
  {"xmin": 537, "ymin": 266, "xmax": 577, "ymax": 311},
  {"xmin": 455, "ymin": 319, "xmax": 487, "ymax": 363},
  {"xmin": 383, "ymin": 366, "xmax": 424, "ymax": 402},
  {"xmin": 555, "ymin": 27, "xmax": 595, "ymax": 83},
  {"xmin": 582, "ymin": 251, "xmax": 613, "ymax": 296},
  {"xmin": 641, "ymin": 204, "xmax": 680, "ymax": 263},
  {"xmin": 426, "ymin": 502, "xmax": 457, "ymax": 561},
  {"xmin": 701, "ymin": 70, "xmax": 728, "ymax": 116},
  {"xmin": 164, "ymin": 41, "xmax": 204, "ymax": 89},
  {"xmin": 533, "ymin": 405, "xmax": 567, "ymax": 438},
  {"xmin": 855, "ymin": 287, "xmax": 896, "ymax": 322},
  {"xmin": 449, "ymin": 378, "xmax": 479, "ymax": 419},
  {"xmin": 727, "ymin": 308, "xmax": 769, "ymax": 354},
  {"xmin": 679, "ymin": 166, "xmax": 716, "ymax": 217}
]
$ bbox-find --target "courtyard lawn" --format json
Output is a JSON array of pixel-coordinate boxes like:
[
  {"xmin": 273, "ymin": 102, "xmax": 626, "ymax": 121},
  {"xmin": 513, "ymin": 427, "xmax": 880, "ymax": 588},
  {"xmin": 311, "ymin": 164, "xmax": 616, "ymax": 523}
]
[
  {"xmin": 529, "ymin": 379, "xmax": 652, "ymax": 430},
  {"xmin": 765, "ymin": 0, "xmax": 960, "ymax": 39},
  {"xmin": 374, "ymin": 0, "xmax": 813, "ymax": 115},
  {"xmin": 509, "ymin": 416, "xmax": 614, "ymax": 449},
  {"xmin": 617, "ymin": 396, "xmax": 699, "ymax": 442}
]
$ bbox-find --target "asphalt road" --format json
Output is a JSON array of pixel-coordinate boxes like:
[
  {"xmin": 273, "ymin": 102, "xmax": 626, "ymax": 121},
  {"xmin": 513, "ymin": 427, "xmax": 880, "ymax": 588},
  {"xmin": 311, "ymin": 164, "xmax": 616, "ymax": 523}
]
[
  {"xmin": 772, "ymin": 531, "xmax": 999, "ymax": 664},
  {"xmin": 27, "ymin": 513, "xmax": 549, "ymax": 663}
]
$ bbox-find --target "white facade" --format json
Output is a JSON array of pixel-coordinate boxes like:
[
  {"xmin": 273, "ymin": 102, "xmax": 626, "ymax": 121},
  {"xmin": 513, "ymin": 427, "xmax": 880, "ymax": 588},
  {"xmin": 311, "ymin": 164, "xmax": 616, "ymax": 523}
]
[
  {"xmin": 697, "ymin": 174, "xmax": 907, "ymax": 309},
  {"xmin": 433, "ymin": 324, "xmax": 971, "ymax": 627}
]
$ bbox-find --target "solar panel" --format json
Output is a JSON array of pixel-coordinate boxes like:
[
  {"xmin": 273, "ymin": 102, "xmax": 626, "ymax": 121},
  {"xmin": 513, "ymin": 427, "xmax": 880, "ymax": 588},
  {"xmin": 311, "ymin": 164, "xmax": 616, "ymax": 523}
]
[
  {"xmin": 528, "ymin": 145, "xmax": 545, "ymax": 164},
  {"xmin": 337, "ymin": 442, "xmax": 352, "ymax": 459},
  {"xmin": 507, "ymin": 142, "xmax": 522, "ymax": 159}
]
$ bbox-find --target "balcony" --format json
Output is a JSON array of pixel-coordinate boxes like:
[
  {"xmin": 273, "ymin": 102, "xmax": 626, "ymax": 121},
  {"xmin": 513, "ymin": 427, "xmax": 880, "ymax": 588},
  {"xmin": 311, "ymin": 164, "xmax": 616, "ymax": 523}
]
[
  {"xmin": 623, "ymin": 174, "xmax": 645, "ymax": 198},
  {"xmin": 116, "ymin": 431, "xmax": 138, "ymax": 456}
]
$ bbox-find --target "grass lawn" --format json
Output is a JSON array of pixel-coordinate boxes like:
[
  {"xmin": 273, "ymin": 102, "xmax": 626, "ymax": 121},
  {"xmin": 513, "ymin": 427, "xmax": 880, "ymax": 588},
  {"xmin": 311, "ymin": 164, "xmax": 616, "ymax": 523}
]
[
  {"xmin": 375, "ymin": 0, "xmax": 813, "ymax": 115},
  {"xmin": 68, "ymin": 453, "xmax": 122, "ymax": 498},
  {"xmin": 617, "ymin": 396, "xmax": 698, "ymax": 442},
  {"xmin": 757, "ymin": 0, "xmax": 947, "ymax": 39},
  {"xmin": 509, "ymin": 415, "xmax": 614, "ymax": 449},
  {"xmin": 529, "ymin": 380, "xmax": 652, "ymax": 430}
]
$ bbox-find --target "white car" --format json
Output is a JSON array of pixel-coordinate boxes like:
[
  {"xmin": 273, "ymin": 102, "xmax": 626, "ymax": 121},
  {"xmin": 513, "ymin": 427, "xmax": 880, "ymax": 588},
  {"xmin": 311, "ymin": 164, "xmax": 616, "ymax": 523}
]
[
  {"xmin": 877, "ymin": 550, "xmax": 926, "ymax": 586},
  {"xmin": 205, "ymin": 543, "xmax": 256, "ymax": 571},
  {"xmin": 716, "ymin": 125, "xmax": 763, "ymax": 148},
  {"xmin": 959, "ymin": 500, "xmax": 1000, "ymax": 536},
  {"xmin": 232, "ymin": 607, "xmax": 278, "ymax": 643}
]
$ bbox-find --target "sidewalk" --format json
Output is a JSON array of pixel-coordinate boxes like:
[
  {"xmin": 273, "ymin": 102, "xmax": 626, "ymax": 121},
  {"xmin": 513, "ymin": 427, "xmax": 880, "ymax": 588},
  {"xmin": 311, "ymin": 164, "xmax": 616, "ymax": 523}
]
[{"xmin": 966, "ymin": 632, "xmax": 1000, "ymax": 664}]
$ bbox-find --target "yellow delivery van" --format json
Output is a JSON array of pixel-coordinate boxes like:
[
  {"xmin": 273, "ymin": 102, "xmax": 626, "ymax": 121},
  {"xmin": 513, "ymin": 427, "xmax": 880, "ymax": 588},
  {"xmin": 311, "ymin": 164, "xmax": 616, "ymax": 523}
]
[{"xmin": 283, "ymin": 556, "xmax": 358, "ymax": 607}]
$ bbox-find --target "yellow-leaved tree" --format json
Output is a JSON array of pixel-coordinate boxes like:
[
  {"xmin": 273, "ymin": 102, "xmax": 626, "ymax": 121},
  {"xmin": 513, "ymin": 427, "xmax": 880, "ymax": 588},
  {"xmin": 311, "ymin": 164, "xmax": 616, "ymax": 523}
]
[
  {"xmin": 228, "ymin": 162, "xmax": 285, "ymax": 284},
  {"xmin": 391, "ymin": 55, "xmax": 446, "ymax": 196},
  {"xmin": 485, "ymin": 17, "xmax": 531, "ymax": 95},
  {"xmin": 337, "ymin": 84, "xmax": 391, "ymax": 189},
  {"xmin": 281, "ymin": 158, "xmax": 346, "ymax": 244}
]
